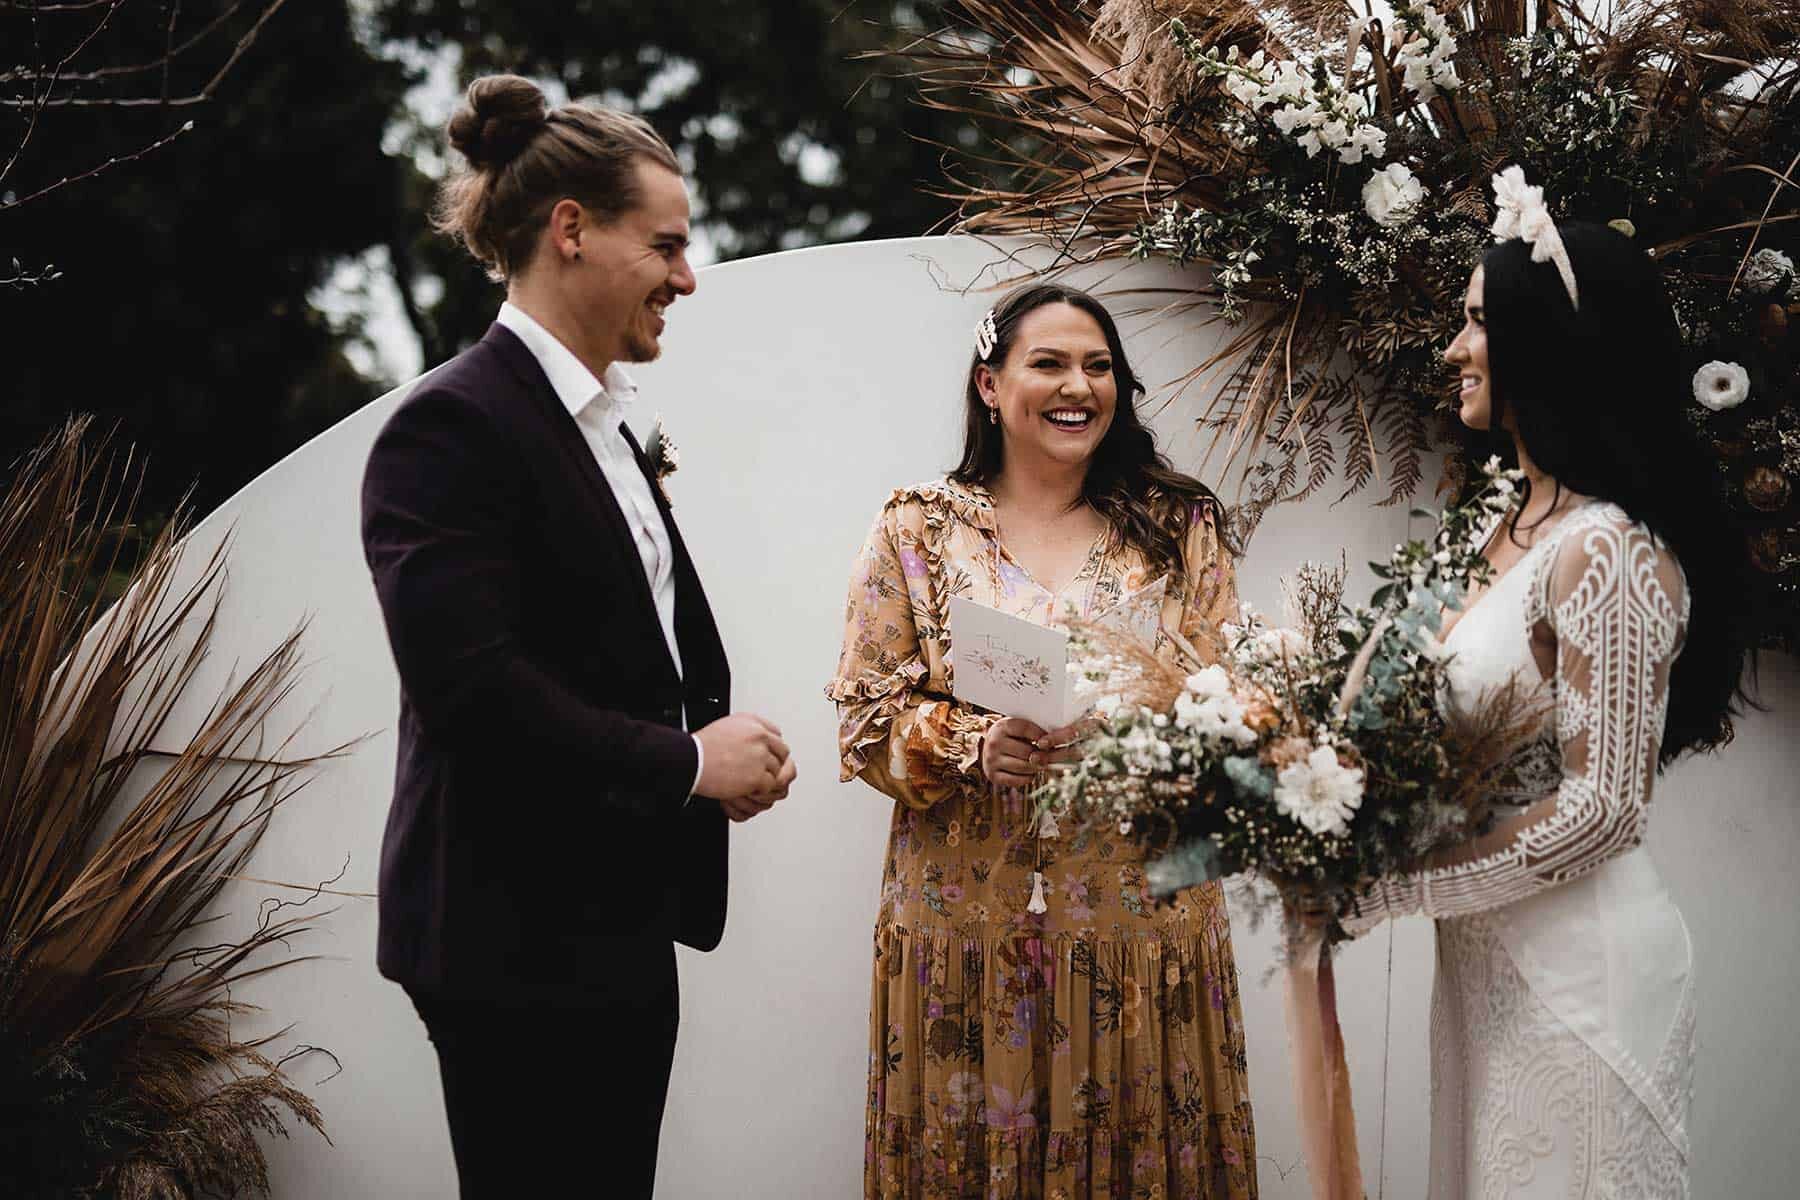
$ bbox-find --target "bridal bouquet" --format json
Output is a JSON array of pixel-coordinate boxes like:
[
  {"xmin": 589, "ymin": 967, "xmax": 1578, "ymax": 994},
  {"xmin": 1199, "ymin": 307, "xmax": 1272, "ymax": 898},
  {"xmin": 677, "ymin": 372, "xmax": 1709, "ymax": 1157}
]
[{"xmin": 1042, "ymin": 458, "xmax": 1540, "ymax": 935}]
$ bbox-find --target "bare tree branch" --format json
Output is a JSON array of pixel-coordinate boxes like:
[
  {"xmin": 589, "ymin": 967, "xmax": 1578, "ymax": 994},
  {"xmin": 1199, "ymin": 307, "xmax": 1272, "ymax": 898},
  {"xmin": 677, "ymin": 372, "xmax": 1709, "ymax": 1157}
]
[
  {"xmin": 0, "ymin": 1, "xmax": 248, "ymax": 86},
  {"xmin": 0, "ymin": 0, "xmax": 290, "ymax": 210}
]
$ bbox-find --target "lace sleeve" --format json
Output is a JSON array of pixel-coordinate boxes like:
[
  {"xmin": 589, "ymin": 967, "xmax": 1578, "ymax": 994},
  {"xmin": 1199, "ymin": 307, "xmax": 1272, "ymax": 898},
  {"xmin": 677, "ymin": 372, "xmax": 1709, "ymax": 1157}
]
[
  {"xmin": 825, "ymin": 496, "xmax": 995, "ymax": 810},
  {"xmin": 1346, "ymin": 508, "xmax": 1689, "ymax": 929}
]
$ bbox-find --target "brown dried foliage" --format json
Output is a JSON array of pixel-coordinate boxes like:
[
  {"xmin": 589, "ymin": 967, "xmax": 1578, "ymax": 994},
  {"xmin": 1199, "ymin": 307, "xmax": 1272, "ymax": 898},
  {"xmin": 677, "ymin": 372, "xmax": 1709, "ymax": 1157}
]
[
  {"xmin": 0, "ymin": 418, "xmax": 334, "ymax": 1197},
  {"xmin": 886, "ymin": 0, "xmax": 1800, "ymax": 521}
]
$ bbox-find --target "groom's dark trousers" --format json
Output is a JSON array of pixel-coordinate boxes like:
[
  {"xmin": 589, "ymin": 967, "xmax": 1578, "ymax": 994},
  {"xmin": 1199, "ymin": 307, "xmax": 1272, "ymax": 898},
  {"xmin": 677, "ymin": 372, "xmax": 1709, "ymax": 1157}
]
[{"xmin": 360, "ymin": 323, "xmax": 730, "ymax": 1199}]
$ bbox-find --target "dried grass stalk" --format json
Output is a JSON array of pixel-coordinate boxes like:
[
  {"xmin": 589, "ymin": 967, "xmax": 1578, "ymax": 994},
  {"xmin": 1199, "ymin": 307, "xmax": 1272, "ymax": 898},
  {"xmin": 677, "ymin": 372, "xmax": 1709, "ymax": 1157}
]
[{"xmin": 0, "ymin": 418, "xmax": 336, "ymax": 1198}]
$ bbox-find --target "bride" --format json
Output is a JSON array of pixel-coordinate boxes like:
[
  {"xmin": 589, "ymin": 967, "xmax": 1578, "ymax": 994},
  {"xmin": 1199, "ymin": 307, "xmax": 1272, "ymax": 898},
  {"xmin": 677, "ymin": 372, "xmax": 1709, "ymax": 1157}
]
[{"xmin": 1343, "ymin": 192, "xmax": 1754, "ymax": 1195}]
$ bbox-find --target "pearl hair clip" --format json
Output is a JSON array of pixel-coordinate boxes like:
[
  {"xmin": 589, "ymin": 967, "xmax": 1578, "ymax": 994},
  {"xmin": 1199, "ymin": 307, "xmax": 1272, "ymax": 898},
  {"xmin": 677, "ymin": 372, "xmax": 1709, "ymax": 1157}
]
[
  {"xmin": 974, "ymin": 309, "xmax": 998, "ymax": 361},
  {"xmin": 1491, "ymin": 165, "xmax": 1579, "ymax": 310}
]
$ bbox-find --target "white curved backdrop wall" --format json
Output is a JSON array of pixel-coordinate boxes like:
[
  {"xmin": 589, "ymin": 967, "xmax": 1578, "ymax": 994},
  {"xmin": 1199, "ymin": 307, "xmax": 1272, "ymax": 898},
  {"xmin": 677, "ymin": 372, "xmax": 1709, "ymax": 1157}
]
[{"xmin": 148, "ymin": 237, "xmax": 1799, "ymax": 1197}]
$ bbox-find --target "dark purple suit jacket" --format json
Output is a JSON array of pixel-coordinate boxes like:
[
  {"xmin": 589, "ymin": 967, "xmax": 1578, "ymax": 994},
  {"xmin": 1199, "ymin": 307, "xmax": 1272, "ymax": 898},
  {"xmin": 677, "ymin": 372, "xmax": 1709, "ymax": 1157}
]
[{"xmin": 360, "ymin": 323, "xmax": 729, "ymax": 1004}]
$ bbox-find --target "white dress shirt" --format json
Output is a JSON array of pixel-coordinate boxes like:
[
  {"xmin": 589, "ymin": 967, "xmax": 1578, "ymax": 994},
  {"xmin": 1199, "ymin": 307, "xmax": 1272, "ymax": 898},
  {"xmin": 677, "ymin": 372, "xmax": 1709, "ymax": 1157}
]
[{"xmin": 495, "ymin": 302, "xmax": 704, "ymax": 794}]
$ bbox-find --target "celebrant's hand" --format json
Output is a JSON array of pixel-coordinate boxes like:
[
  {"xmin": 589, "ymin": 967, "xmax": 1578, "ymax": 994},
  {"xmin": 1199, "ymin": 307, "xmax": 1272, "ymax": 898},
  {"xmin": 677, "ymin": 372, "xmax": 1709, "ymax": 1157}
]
[
  {"xmin": 980, "ymin": 717, "xmax": 1049, "ymax": 789},
  {"xmin": 1033, "ymin": 718, "xmax": 1097, "ymax": 767}
]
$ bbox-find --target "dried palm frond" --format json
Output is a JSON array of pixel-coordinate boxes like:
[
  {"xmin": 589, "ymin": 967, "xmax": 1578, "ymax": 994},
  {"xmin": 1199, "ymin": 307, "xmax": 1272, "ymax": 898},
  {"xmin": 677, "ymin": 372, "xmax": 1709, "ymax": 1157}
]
[
  {"xmin": 1436, "ymin": 675, "xmax": 1555, "ymax": 841},
  {"xmin": 0, "ymin": 418, "xmax": 334, "ymax": 1198}
]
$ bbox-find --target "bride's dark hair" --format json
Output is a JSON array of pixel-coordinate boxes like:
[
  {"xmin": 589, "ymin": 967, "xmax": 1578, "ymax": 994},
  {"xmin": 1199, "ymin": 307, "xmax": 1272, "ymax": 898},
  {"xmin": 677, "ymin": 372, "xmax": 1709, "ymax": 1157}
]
[
  {"xmin": 949, "ymin": 283, "xmax": 1233, "ymax": 579},
  {"xmin": 1481, "ymin": 221, "xmax": 1755, "ymax": 761}
]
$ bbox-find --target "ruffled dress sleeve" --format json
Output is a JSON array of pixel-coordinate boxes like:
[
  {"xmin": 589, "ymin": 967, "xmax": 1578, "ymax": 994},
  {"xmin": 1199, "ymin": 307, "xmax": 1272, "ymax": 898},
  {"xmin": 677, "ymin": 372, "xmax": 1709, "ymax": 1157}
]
[
  {"xmin": 1346, "ymin": 507, "xmax": 1690, "ymax": 930},
  {"xmin": 826, "ymin": 491, "xmax": 998, "ymax": 810},
  {"xmin": 1175, "ymin": 499, "xmax": 1240, "ymax": 661}
]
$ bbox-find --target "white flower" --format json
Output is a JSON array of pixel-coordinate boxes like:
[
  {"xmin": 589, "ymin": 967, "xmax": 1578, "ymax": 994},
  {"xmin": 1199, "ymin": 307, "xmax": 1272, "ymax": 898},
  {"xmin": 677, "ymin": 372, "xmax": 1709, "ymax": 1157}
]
[
  {"xmin": 1321, "ymin": 119, "xmax": 1350, "ymax": 149},
  {"xmin": 1184, "ymin": 665, "xmax": 1233, "ymax": 699},
  {"xmin": 1692, "ymin": 361, "xmax": 1750, "ymax": 412},
  {"xmin": 1744, "ymin": 248, "xmax": 1795, "ymax": 295},
  {"xmin": 1274, "ymin": 745, "xmax": 1365, "ymax": 837},
  {"xmin": 1349, "ymin": 125, "xmax": 1387, "ymax": 162},
  {"xmin": 1402, "ymin": 56, "xmax": 1433, "ymax": 95},
  {"xmin": 1174, "ymin": 689, "xmax": 1257, "ymax": 747},
  {"xmin": 1489, "ymin": 165, "xmax": 1543, "ymax": 242},
  {"xmin": 1363, "ymin": 163, "xmax": 1425, "ymax": 228},
  {"xmin": 1296, "ymin": 130, "xmax": 1324, "ymax": 157},
  {"xmin": 1119, "ymin": 723, "xmax": 1172, "ymax": 774},
  {"xmin": 1270, "ymin": 104, "xmax": 1306, "ymax": 135},
  {"xmin": 1242, "ymin": 626, "xmax": 1307, "ymax": 663},
  {"xmin": 1093, "ymin": 693, "xmax": 1124, "ymax": 720}
]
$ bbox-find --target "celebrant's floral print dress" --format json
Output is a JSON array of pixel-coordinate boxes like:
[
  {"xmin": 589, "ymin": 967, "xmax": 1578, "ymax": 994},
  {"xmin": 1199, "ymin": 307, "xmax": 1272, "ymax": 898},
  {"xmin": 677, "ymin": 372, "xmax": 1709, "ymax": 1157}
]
[{"xmin": 827, "ymin": 479, "xmax": 1258, "ymax": 1200}]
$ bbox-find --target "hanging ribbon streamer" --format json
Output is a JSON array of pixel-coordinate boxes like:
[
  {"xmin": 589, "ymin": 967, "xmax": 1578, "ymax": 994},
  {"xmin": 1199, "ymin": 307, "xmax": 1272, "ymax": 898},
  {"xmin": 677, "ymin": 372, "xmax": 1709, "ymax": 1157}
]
[
  {"xmin": 1283, "ymin": 933, "xmax": 1365, "ymax": 1200},
  {"xmin": 1026, "ymin": 870, "xmax": 1048, "ymax": 914}
]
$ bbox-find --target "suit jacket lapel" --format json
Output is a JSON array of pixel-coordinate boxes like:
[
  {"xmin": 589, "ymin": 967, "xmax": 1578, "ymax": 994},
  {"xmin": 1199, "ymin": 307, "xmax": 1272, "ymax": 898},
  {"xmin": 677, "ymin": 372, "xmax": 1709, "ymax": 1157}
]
[
  {"xmin": 481, "ymin": 324, "xmax": 673, "ymax": 675},
  {"xmin": 620, "ymin": 423, "xmax": 727, "ymax": 686}
]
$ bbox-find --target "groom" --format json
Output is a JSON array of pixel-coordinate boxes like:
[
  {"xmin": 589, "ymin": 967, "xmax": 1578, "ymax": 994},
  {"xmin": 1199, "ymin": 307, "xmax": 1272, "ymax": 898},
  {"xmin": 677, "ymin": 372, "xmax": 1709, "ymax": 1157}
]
[{"xmin": 360, "ymin": 79, "xmax": 794, "ymax": 1198}]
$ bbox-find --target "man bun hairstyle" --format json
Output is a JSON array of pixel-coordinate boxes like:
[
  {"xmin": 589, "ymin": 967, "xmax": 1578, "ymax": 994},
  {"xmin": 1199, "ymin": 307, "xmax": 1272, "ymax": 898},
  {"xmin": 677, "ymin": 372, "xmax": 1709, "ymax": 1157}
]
[
  {"xmin": 445, "ymin": 74, "xmax": 547, "ymax": 171},
  {"xmin": 433, "ymin": 74, "xmax": 682, "ymax": 282}
]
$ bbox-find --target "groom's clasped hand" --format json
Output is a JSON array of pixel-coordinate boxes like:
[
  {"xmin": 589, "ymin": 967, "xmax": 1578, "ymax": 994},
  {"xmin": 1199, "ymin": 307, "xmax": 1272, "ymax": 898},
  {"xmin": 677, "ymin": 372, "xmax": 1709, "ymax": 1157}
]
[{"xmin": 696, "ymin": 712, "xmax": 796, "ymax": 821}]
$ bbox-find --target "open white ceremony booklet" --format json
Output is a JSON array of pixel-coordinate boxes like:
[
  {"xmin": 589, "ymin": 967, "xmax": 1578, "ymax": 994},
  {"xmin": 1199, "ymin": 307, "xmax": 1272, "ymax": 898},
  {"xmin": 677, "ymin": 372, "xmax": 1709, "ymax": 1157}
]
[{"xmin": 948, "ymin": 575, "xmax": 1167, "ymax": 730}]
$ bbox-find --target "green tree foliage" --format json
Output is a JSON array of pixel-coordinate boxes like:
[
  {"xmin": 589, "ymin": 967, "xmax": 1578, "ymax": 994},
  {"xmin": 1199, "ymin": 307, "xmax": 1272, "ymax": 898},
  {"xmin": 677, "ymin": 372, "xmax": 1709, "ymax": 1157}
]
[
  {"xmin": 4, "ymin": 1, "xmax": 986, "ymax": 517},
  {"xmin": 2, "ymin": 0, "xmax": 410, "ymax": 519}
]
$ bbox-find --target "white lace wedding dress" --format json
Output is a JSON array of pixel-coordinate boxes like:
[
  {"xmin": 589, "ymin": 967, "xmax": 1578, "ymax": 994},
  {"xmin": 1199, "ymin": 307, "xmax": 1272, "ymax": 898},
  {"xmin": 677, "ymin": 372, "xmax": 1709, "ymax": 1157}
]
[{"xmin": 1349, "ymin": 502, "xmax": 1696, "ymax": 1198}]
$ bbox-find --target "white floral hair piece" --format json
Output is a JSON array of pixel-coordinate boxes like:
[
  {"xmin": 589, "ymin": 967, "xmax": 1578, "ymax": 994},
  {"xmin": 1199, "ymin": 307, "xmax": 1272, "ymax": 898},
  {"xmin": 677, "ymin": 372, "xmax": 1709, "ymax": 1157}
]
[
  {"xmin": 1491, "ymin": 165, "xmax": 1579, "ymax": 310},
  {"xmin": 974, "ymin": 309, "xmax": 998, "ymax": 360}
]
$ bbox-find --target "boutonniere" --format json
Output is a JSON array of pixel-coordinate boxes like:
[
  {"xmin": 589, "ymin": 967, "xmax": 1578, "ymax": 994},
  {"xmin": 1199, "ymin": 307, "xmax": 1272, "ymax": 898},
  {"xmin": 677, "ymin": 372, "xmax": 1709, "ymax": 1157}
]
[{"xmin": 644, "ymin": 415, "xmax": 680, "ymax": 505}]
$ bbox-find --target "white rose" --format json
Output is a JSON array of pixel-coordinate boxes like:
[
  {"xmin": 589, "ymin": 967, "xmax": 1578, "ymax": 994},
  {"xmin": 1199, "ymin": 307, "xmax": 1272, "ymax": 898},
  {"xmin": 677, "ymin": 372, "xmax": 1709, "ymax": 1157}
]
[
  {"xmin": 1691, "ymin": 361, "xmax": 1750, "ymax": 412},
  {"xmin": 1363, "ymin": 163, "xmax": 1425, "ymax": 228}
]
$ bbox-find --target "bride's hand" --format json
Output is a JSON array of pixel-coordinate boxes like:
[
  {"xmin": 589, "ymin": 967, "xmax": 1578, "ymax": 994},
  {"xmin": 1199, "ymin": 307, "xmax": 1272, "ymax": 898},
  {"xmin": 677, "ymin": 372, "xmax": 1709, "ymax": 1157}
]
[{"xmin": 980, "ymin": 717, "xmax": 1048, "ymax": 789}]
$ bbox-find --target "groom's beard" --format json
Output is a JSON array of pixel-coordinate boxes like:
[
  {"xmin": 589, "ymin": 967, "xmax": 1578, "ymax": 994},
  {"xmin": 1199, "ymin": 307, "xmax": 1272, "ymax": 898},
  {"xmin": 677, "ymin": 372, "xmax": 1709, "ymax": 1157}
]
[
  {"xmin": 623, "ymin": 332, "xmax": 663, "ymax": 364},
  {"xmin": 621, "ymin": 315, "xmax": 665, "ymax": 364}
]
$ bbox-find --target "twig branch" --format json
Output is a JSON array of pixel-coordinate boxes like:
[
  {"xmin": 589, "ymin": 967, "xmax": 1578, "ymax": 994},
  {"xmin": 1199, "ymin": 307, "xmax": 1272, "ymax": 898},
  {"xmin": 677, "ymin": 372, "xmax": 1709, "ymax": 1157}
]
[
  {"xmin": 0, "ymin": 0, "xmax": 290, "ymax": 209},
  {"xmin": 0, "ymin": 118, "xmax": 193, "ymax": 211}
]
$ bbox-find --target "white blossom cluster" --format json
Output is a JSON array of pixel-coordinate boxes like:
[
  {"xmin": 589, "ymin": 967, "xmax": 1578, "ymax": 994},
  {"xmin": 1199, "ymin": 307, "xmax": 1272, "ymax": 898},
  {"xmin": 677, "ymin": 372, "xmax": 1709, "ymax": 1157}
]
[
  {"xmin": 1202, "ymin": 47, "xmax": 1389, "ymax": 165},
  {"xmin": 1172, "ymin": 665, "xmax": 1258, "ymax": 748},
  {"xmin": 1222, "ymin": 608, "xmax": 1311, "ymax": 680},
  {"xmin": 1068, "ymin": 651, "xmax": 1141, "ymax": 720},
  {"xmin": 1389, "ymin": 1, "xmax": 1462, "ymax": 101},
  {"xmin": 1116, "ymin": 721, "xmax": 1175, "ymax": 776}
]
